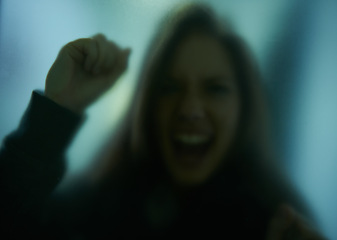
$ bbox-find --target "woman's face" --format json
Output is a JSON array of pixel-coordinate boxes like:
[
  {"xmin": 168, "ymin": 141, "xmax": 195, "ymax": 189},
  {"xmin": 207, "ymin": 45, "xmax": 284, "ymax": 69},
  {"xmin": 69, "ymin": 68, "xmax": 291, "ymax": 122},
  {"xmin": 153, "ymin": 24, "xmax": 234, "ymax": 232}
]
[{"xmin": 154, "ymin": 33, "xmax": 241, "ymax": 186}]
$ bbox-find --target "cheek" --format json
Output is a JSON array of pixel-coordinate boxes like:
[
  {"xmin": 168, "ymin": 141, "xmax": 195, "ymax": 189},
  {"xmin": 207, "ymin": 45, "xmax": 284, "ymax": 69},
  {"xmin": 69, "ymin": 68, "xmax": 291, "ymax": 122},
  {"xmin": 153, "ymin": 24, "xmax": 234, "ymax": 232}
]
[
  {"xmin": 227, "ymin": 103, "xmax": 241, "ymax": 129},
  {"xmin": 155, "ymin": 100, "xmax": 172, "ymax": 142},
  {"xmin": 212, "ymin": 99, "xmax": 241, "ymax": 143}
]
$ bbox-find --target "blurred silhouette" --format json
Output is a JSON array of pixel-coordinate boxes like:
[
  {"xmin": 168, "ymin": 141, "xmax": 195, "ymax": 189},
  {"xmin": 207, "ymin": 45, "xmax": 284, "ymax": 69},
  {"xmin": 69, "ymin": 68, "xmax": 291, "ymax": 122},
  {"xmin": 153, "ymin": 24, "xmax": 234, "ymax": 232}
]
[{"xmin": 0, "ymin": 2, "xmax": 327, "ymax": 239}]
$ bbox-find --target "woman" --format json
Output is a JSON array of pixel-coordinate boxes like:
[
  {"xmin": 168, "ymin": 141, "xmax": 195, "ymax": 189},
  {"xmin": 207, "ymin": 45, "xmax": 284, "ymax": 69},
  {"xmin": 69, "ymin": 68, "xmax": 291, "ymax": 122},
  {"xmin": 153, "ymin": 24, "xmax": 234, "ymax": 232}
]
[{"xmin": 0, "ymin": 3, "xmax": 326, "ymax": 239}]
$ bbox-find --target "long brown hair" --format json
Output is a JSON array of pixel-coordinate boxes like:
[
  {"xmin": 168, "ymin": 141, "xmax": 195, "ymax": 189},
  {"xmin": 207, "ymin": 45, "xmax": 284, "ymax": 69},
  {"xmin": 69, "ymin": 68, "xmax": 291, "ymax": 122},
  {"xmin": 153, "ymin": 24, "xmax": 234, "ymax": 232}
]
[{"xmin": 90, "ymin": 2, "xmax": 314, "ymax": 222}]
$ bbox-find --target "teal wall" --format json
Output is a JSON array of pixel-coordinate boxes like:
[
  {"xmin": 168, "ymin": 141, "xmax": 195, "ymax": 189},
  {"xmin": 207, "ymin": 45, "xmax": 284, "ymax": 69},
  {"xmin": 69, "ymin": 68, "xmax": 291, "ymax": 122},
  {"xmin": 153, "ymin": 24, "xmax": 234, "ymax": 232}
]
[{"xmin": 0, "ymin": 1, "xmax": 336, "ymax": 238}]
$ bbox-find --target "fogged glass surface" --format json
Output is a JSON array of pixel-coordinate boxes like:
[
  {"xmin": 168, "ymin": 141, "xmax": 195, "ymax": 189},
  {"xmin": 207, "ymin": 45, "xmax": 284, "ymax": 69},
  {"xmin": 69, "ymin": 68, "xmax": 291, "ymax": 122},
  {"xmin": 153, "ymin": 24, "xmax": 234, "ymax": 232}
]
[{"xmin": 0, "ymin": 0, "xmax": 336, "ymax": 238}]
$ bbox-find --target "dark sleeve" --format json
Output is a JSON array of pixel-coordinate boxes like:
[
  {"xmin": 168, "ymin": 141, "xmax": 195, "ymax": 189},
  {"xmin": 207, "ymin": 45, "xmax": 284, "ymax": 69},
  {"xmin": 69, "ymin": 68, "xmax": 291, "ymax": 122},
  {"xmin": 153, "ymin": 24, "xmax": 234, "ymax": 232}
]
[{"xmin": 0, "ymin": 90, "xmax": 84, "ymax": 238}]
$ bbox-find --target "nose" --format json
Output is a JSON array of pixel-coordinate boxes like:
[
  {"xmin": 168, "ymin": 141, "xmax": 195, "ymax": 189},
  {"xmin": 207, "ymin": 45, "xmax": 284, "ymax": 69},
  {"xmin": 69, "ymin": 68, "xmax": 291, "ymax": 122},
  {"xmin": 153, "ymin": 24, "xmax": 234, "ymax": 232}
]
[{"xmin": 177, "ymin": 93, "xmax": 205, "ymax": 122}]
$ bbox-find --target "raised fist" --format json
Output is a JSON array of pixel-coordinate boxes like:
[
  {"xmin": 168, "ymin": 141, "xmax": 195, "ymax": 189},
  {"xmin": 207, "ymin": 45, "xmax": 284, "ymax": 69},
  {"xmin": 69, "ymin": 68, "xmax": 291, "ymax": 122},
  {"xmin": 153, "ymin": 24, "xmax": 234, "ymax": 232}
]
[{"xmin": 45, "ymin": 34, "xmax": 131, "ymax": 114}]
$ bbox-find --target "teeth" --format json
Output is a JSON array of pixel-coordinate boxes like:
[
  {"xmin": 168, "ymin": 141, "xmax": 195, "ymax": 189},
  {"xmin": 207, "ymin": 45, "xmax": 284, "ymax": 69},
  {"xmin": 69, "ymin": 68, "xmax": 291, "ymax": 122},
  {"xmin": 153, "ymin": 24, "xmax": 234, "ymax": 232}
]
[{"xmin": 174, "ymin": 135, "xmax": 209, "ymax": 145}]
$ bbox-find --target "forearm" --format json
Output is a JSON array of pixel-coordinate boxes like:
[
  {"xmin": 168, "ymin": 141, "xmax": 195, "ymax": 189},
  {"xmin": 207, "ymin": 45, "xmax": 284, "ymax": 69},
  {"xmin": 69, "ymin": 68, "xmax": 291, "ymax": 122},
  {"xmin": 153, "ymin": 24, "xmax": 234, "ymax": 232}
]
[{"xmin": 0, "ymin": 90, "xmax": 84, "ymax": 237}]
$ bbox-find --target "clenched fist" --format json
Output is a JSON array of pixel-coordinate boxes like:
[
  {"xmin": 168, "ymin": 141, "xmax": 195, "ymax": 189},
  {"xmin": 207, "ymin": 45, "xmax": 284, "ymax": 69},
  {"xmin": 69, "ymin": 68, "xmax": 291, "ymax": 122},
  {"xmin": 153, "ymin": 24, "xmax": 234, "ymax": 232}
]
[
  {"xmin": 266, "ymin": 204, "xmax": 327, "ymax": 240},
  {"xmin": 45, "ymin": 34, "xmax": 131, "ymax": 114}
]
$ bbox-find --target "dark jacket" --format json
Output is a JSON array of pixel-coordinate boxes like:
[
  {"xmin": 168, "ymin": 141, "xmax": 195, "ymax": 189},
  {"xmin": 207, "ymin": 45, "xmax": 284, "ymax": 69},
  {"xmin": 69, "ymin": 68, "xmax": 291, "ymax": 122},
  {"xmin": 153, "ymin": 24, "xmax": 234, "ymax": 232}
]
[{"xmin": 0, "ymin": 91, "xmax": 273, "ymax": 239}]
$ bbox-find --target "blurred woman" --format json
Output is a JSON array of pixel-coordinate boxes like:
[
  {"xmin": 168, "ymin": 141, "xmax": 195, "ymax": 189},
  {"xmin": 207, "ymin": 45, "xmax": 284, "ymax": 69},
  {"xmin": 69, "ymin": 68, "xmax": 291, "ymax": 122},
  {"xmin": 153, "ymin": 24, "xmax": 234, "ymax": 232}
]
[{"xmin": 0, "ymin": 2, "xmax": 326, "ymax": 239}]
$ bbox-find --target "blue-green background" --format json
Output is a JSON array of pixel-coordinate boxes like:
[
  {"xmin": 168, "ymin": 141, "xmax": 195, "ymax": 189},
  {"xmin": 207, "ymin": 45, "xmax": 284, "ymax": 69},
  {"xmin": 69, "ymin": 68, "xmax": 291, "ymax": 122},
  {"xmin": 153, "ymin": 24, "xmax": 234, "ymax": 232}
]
[{"xmin": 0, "ymin": 1, "xmax": 336, "ymax": 238}]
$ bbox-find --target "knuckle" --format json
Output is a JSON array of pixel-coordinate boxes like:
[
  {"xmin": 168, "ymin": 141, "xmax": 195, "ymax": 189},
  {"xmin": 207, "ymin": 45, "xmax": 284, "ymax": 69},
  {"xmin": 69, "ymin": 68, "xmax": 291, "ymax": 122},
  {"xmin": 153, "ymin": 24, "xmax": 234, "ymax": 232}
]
[
  {"xmin": 88, "ymin": 41, "xmax": 98, "ymax": 55},
  {"xmin": 108, "ymin": 40, "xmax": 118, "ymax": 49},
  {"xmin": 59, "ymin": 43, "xmax": 73, "ymax": 57},
  {"xmin": 93, "ymin": 33, "xmax": 106, "ymax": 40}
]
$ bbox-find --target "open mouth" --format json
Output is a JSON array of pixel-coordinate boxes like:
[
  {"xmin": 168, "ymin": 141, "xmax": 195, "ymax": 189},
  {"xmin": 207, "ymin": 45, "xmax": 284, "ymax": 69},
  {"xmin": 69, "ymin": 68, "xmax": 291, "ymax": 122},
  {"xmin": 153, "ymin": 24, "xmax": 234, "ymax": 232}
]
[{"xmin": 171, "ymin": 134, "xmax": 213, "ymax": 167}]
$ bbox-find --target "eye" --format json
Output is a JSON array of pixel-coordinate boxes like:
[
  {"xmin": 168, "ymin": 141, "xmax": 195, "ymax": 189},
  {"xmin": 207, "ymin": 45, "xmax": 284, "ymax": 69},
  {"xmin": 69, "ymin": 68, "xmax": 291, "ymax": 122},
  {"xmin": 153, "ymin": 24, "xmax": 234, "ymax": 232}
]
[
  {"xmin": 159, "ymin": 82, "xmax": 181, "ymax": 95},
  {"xmin": 206, "ymin": 84, "xmax": 230, "ymax": 95}
]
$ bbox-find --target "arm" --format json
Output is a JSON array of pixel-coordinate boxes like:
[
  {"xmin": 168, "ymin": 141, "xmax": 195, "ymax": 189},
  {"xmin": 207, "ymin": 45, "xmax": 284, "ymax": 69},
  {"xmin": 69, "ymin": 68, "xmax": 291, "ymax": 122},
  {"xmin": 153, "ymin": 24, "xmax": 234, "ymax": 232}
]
[
  {"xmin": 0, "ymin": 34, "xmax": 131, "ymax": 238},
  {"xmin": 0, "ymin": 91, "xmax": 84, "ymax": 237}
]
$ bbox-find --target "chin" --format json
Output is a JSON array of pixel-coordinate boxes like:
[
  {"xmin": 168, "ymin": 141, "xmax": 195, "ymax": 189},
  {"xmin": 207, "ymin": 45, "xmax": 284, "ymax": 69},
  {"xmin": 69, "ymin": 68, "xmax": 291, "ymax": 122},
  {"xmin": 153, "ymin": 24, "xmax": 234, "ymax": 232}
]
[
  {"xmin": 163, "ymin": 147, "xmax": 223, "ymax": 187},
  {"xmin": 166, "ymin": 162, "xmax": 214, "ymax": 187}
]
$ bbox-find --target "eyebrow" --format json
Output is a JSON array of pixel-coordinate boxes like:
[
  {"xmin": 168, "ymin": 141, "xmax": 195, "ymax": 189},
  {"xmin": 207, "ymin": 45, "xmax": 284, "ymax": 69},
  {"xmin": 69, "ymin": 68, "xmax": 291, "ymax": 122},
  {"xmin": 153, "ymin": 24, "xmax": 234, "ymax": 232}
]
[
  {"xmin": 203, "ymin": 75, "xmax": 232, "ymax": 83},
  {"xmin": 162, "ymin": 74, "xmax": 233, "ymax": 84}
]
